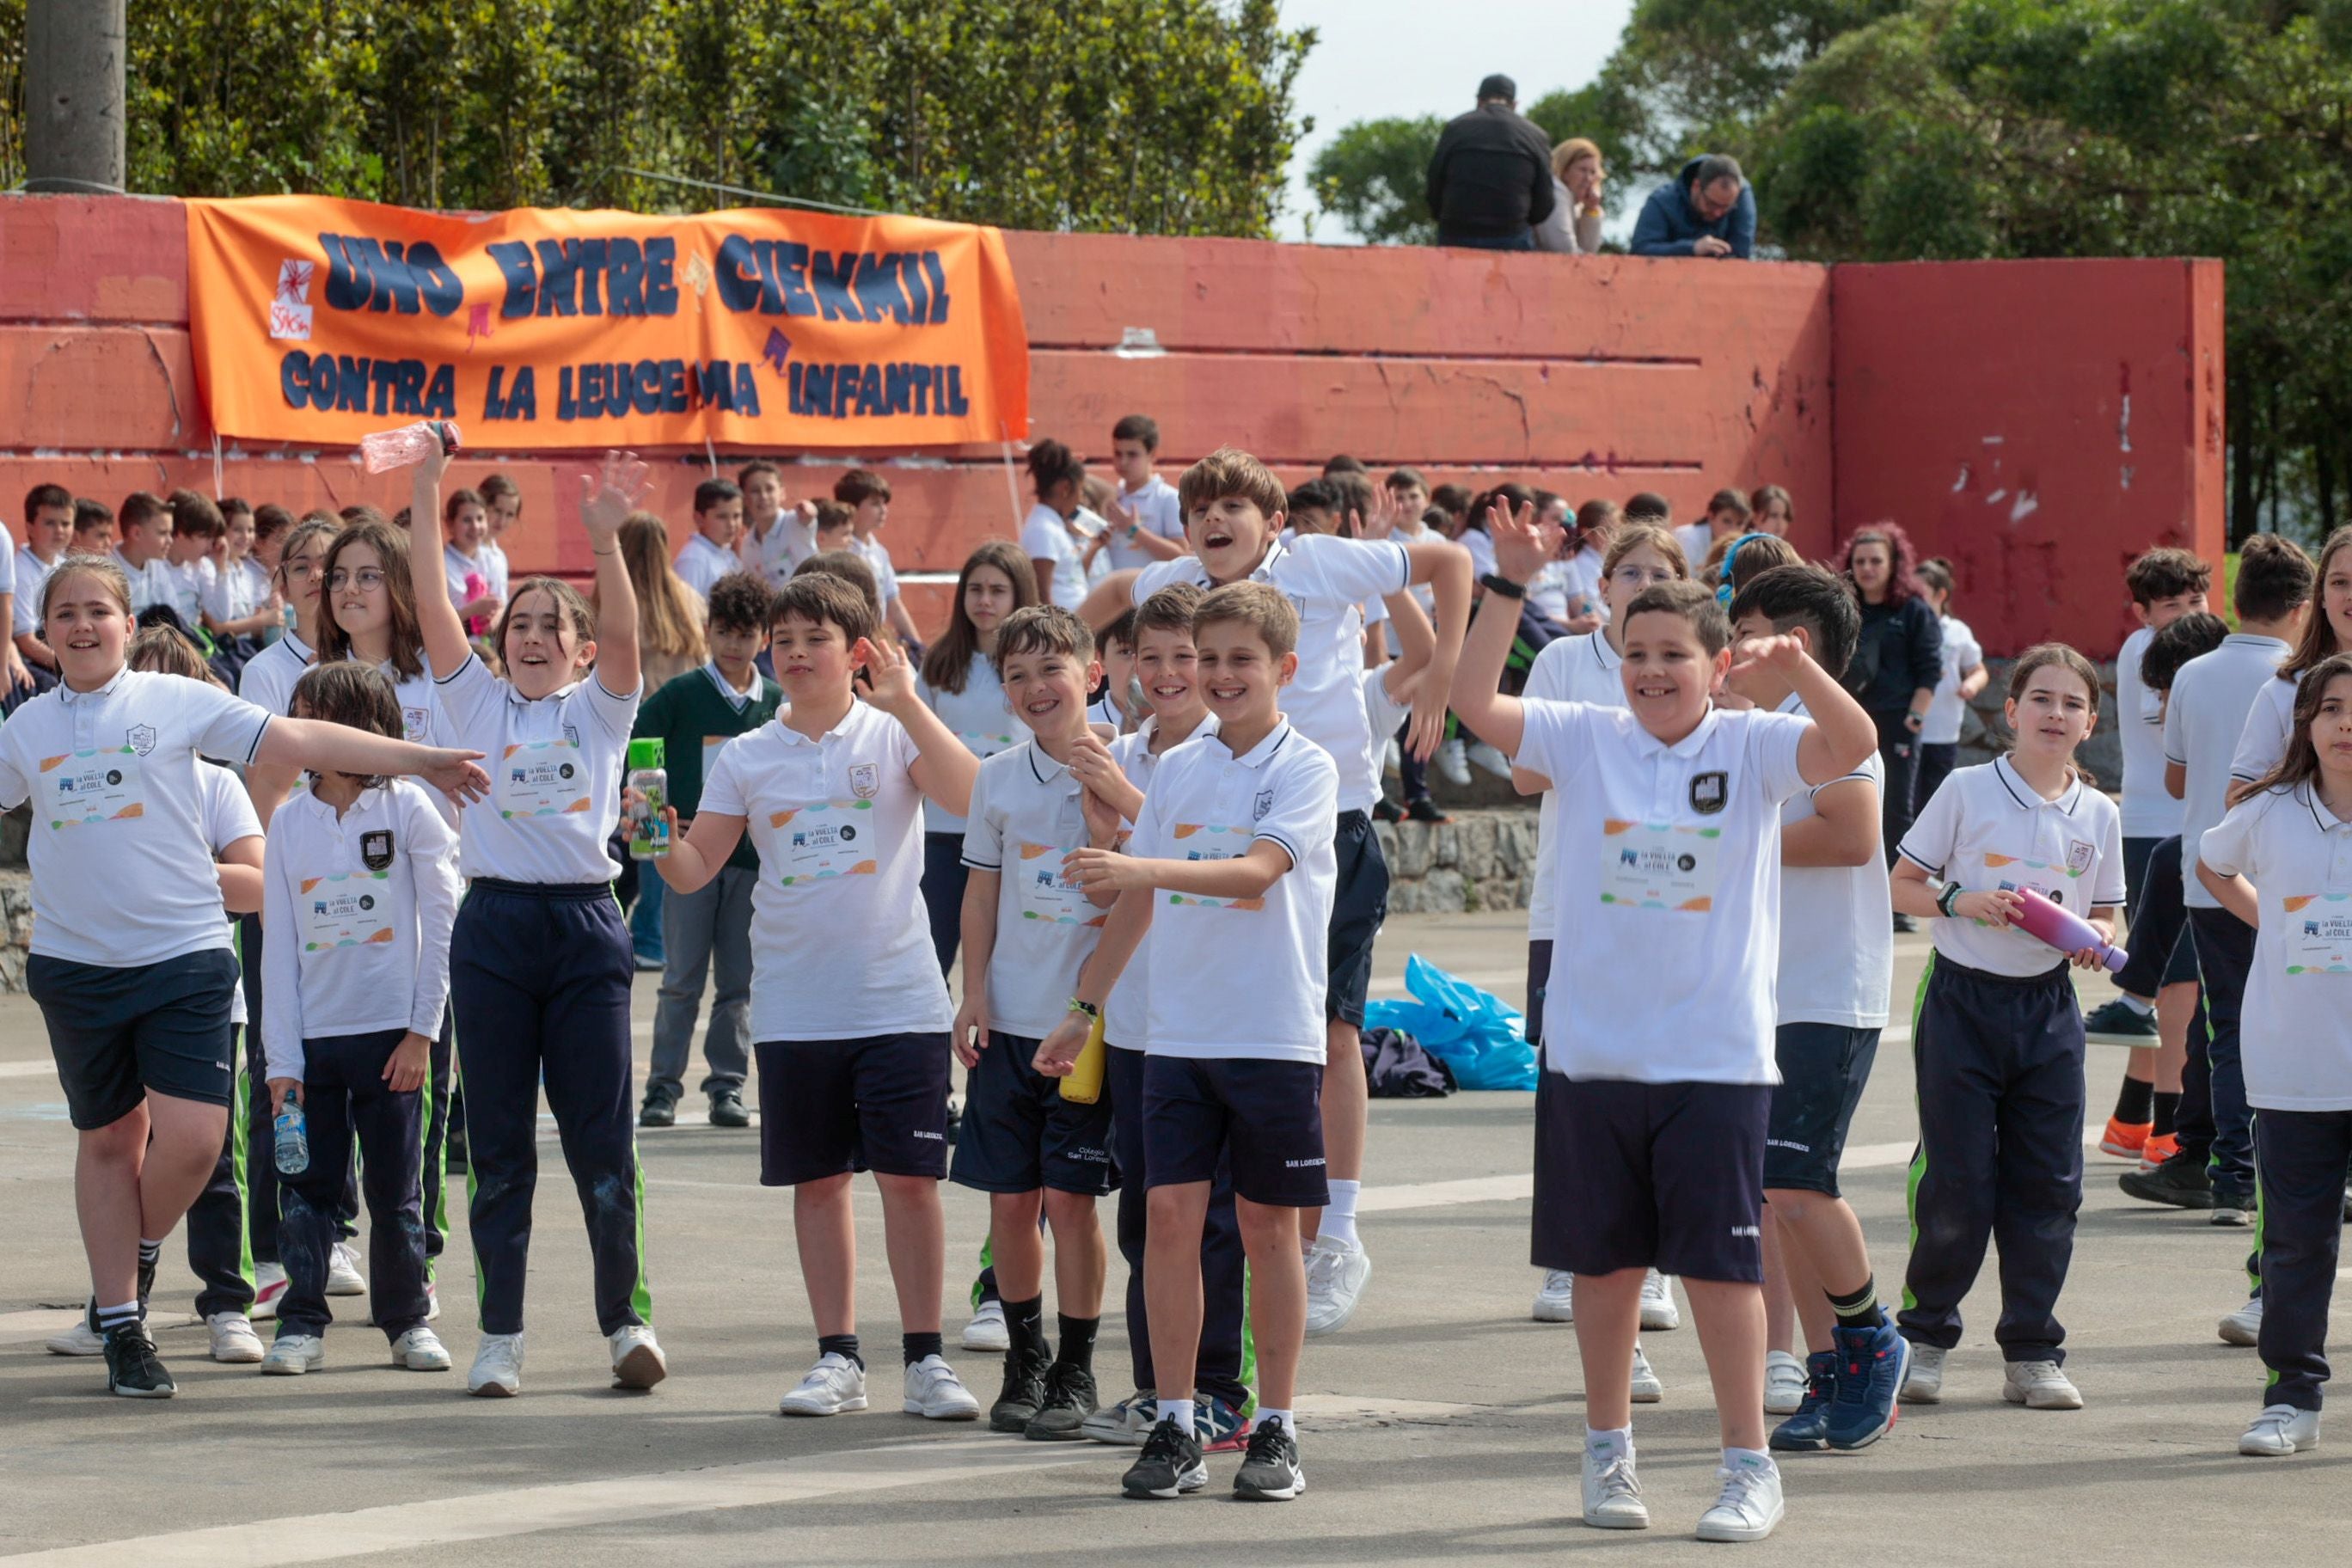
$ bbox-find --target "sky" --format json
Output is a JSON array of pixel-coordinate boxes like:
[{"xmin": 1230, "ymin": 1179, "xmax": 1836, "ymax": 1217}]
[{"xmin": 1275, "ymin": 0, "xmax": 1638, "ymax": 242}]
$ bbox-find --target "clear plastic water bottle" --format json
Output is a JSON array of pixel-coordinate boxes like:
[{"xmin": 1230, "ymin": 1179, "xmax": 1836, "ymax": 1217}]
[
  {"xmin": 358, "ymin": 419, "xmax": 463, "ymax": 475},
  {"xmin": 625, "ymin": 738, "xmax": 670, "ymax": 860},
  {"xmin": 273, "ymin": 1099, "xmax": 309, "ymax": 1176}
]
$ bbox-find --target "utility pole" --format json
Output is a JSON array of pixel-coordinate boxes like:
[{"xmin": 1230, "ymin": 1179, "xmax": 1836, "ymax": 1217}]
[{"xmin": 23, "ymin": 0, "xmax": 127, "ymax": 193}]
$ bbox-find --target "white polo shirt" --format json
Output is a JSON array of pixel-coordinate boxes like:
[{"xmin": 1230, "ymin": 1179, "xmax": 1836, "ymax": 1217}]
[
  {"xmin": 2116, "ymin": 624, "xmax": 2182, "ymax": 838},
  {"xmin": 435, "ymin": 653, "xmax": 637, "ymax": 885},
  {"xmin": 202, "ymin": 555, "xmax": 269, "ymax": 629},
  {"xmin": 112, "ymin": 549, "xmax": 173, "ymax": 616},
  {"xmin": 162, "ymin": 558, "xmax": 210, "ymax": 629},
  {"xmin": 238, "ymin": 626, "xmax": 315, "ymax": 717},
  {"xmin": 1356, "ymin": 665, "xmax": 1413, "ymax": 808},
  {"xmin": 1522, "ymin": 631, "xmax": 1627, "ymax": 935},
  {"xmin": 2196, "ymin": 783, "xmax": 2352, "ymax": 1110},
  {"xmin": 13, "ymin": 547, "xmax": 58, "ymax": 635},
  {"xmin": 1563, "ymin": 544, "xmax": 1606, "ymax": 609},
  {"xmin": 1899, "ymin": 756, "xmax": 2127, "ymax": 977},
  {"xmin": 260, "ymin": 780, "xmax": 462, "ymax": 1081},
  {"xmin": 1023, "ymin": 504, "xmax": 1091, "ymax": 611},
  {"xmin": 1775, "ymin": 695, "xmax": 1891, "ymax": 1027},
  {"xmin": 1131, "ymin": 533, "xmax": 1412, "ymax": 814},
  {"xmin": 918, "ymin": 655, "xmax": 1012, "ymax": 836},
  {"xmin": 2165, "ymin": 634, "xmax": 2291, "ymax": 909},
  {"xmin": 738, "ymin": 514, "xmax": 814, "ymax": 589},
  {"xmin": 701, "ymin": 702, "xmax": 952, "ymax": 1041},
  {"xmin": 1107, "ymin": 475, "xmax": 1185, "ymax": 573},
  {"xmin": 1102, "ymin": 712, "xmax": 1217, "ymax": 1051},
  {"xmin": 444, "ymin": 545, "xmax": 499, "ymax": 617},
  {"xmin": 671, "ymin": 532, "xmax": 738, "ymax": 600},
  {"xmin": 1518, "ymin": 700, "xmax": 1810, "ymax": 1084},
  {"xmin": 1922, "ymin": 615, "xmax": 1981, "ymax": 745},
  {"xmin": 2229, "ymin": 673, "xmax": 2299, "ymax": 787},
  {"xmin": 0, "ymin": 667, "xmax": 273, "ymax": 966},
  {"xmin": 1127, "ymin": 720, "xmax": 1338, "ymax": 1065},
  {"xmin": 194, "ymin": 761, "xmax": 262, "ymax": 1028},
  {"xmin": 961, "ymin": 740, "xmax": 1109, "ymax": 1039},
  {"xmin": 851, "ymin": 533, "xmax": 901, "ymax": 604}
]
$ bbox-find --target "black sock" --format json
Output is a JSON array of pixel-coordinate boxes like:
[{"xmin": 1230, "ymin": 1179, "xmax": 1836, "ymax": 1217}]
[
  {"xmin": 1056, "ymin": 1314, "xmax": 1099, "ymax": 1374},
  {"xmin": 902, "ymin": 1331, "xmax": 943, "ymax": 1367},
  {"xmin": 2153, "ymin": 1090, "xmax": 2182, "ymax": 1136},
  {"xmin": 1828, "ymin": 1277, "xmax": 1882, "ymax": 1330},
  {"xmin": 818, "ymin": 1332, "xmax": 862, "ymax": 1370},
  {"xmin": 1005, "ymin": 1295, "xmax": 1048, "ymax": 1360},
  {"xmin": 2114, "ymin": 1076, "xmax": 2155, "ymax": 1124}
]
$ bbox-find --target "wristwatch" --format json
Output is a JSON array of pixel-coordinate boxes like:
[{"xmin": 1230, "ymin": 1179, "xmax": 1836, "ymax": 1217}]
[
  {"xmin": 1938, "ymin": 882, "xmax": 1964, "ymax": 918},
  {"xmin": 1066, "ymin": 996, "xmax": 1101, "ymax": 1020},
  {"xmin": 1480, "ymin": 573, "xmax": 1527, "ymax": 600}
]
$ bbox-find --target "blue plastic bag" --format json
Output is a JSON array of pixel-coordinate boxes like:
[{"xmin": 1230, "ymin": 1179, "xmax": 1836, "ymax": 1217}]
[{"xmin": 1361, "ymin": 954, "xmax": 1537, "ymax": 1092}]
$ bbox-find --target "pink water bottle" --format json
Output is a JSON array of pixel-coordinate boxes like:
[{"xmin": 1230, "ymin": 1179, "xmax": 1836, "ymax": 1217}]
[
  {"xmin": 359, "ymin": 419, "xmax": 463, "ymax": 475},
  {"xmin": 2000, "ymin": 883, "xmax": 2129, "ymax": 972},
  {"xmin": 462, "ymin": 571, "xmax": 491, "ymax": 636}
]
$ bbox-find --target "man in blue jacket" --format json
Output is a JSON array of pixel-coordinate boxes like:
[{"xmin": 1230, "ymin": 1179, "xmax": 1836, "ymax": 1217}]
[{"xmin": 1631, "ymin": 154, "xmax": 1755, "ymax": 259}]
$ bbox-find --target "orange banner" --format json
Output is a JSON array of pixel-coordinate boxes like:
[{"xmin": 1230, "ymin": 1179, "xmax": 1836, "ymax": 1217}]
[{"xmin": 184, "ymin": 196, "xmax": 1028, "ymax": 450}]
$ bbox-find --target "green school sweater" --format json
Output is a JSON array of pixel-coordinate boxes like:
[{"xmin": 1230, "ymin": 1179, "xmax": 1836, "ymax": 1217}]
[{"xmin": 631, "ymin": 664, "xmax": 784, "ymax": 873}]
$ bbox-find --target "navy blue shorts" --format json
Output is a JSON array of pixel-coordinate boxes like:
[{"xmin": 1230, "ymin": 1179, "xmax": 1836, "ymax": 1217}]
[
  {"xmin": 950, "ymin": 1031, "xmax": 1117, "ymax": 1196},
  {"xmin": 1530, "ymin": 1075, "xmax": 1772, "ymax": 1283},
  {"xmin": 1526, "ymin": 938, "xmax": 1553, "ymax": 1050},
  {"xmin": 1142, "ymin": 1055, "xmax": 1328, "ymax": 1209},
  {"xmin": 1763, "ymin": 1022, "xmax": 1881, "ymax": 1196},
  {"xmin": 1326, "ymin": 809, "xmax": 1388, "ymax": 1027},
  {"xmin": 2121, "ymin": 835, "xmax": 2200, "ymax": 989},
  {"xmin": 28, "ymin": 948, "xmax": 240, "ymax": 1130},
  {"xmin": 754, "ymin": 1032, "xmax": 952, "ymax": 1185}
]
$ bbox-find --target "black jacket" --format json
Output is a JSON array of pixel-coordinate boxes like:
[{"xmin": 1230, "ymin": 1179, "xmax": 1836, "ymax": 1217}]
[
  {"xmin": 1425, "ymin": 104, "xmax": 1556, "ymax": 240},
  {"xmin": 1848, "ymin": 596, "xmax": 1945, "ymax": 714}
]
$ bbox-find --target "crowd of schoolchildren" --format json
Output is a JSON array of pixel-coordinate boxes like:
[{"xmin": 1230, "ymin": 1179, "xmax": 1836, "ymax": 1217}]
[{"xmin": 8, "ymin": 411, "xmax": 2350, "ymax": 1546}]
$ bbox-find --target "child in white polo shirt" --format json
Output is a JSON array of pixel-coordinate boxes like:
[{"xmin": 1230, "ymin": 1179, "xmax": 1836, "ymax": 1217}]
[
  {"xmin": 1451, "ymin": 503, "xmax": 1877, "ymax": 1545},
  {"xmin": 2196, "ymin": 652, "xmax": 2352, "ymax": 1457},
  {"xmin": 1892, "ymin": 644, "xmax": 2125, "ymax": 1412},
  {"xmin": 658, "ymin": 572, "xmax": 984, "ymax": 1424},
  {"xmin": 671, "ymin": 479, "xmax": 745, "ymax": 600},
  {"xmin": 1038, "ymin": 580, "xmax": 1340, "ymax": 1504}
]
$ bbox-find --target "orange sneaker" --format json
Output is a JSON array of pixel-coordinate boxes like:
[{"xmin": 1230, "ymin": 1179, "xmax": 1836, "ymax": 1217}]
[
  {"xmin": 2099, "ymin": 1117, "xmax": 2153, "ymax": 1160},
  {"xmin": 2138, "ymin": 1132, "xmax": 2179, "ymax": 1170}
]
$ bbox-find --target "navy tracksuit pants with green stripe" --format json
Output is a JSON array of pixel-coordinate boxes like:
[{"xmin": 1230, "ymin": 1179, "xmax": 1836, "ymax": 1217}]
[{"xmin": 2254, "ymin": 1109, "xmax": 2350, "ymax": 1411}]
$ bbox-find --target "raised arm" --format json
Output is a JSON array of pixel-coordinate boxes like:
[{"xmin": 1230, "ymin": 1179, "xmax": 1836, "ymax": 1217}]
[
  {"xmin": 254, "ymin": 717, "xmax": 487, "ymax": 804},
  {"xmin": 865, "ymin": 634, "xmax": 978, "ymax": 817},
  {"xmin": 408, "ymin": 438, "xmax": 473, "ymax": 680},
  {"xmin": 1400, "ymin": 535, "xmax": 1473, "ymax": 759},
  {"xmin": 1075, "ymin": 570, "xmax": 1143, "ymax": 635},
  {"xmin": 1446, "ymin": 498, "xmax": 1558, "ymax": 761},
  {"xmin": 579, "ymin": 453, "xmax": 646, "ymax": 696}
]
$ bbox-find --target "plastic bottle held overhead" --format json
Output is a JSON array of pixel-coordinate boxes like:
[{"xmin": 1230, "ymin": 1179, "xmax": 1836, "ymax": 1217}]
[
  {"xmin": 273, "ymin": 1099, "xmax": 310, "ymax": 1177},
  {"xmin": 625, "ymin": 738, "xmax": 671, "ymax": 860},
  {"xmin": 358, "ymin": 419, "xmax": 464, "ymax": 475},
  {"xmin": 2000, "ymin": 883, "xmax": 2129, "ymax": 972},
  {"xmin": 1059, "ymin": 1010, "xmax": 1109, "ymax": 1105}
]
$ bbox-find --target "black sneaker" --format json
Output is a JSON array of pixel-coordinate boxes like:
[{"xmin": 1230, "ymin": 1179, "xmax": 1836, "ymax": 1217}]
[
  {"xmin": 1371, "ymin": 797, "xmax": 1404, "ymax": 824},
  {"xmin": 103, "ymin": 1320, "xmax": 175, "ymax": 1399},
  {"xmin": 1232, "ymin": 1415, "xmax": 1306, "ymax": 1500},
  {"xmin": 1892, "ymin": 912, "xmax": 1918, "ymax": 934},
  {"xmin": 1025, "ymin": 1361, "xmax": 1099, "ymax": 1440},
  {"xmin": 1405, "ymin": 798, "xmax": 1449, "ymax": 824},
  {"xmin": 989, "ymin": 1347, "xmax": 1051, "ymax": 1433},
  {"xmin": 2210, "ymin": 1179, "xmax": 2257, "ymax": 1226},
  {"xmin": 1121, "ymin": 1415, "xmax": 1207, "ymax": 1498},
  {"xmin": 707, "ymin": 1088, "xmax": 751, "ymax": 1129},
  {"xmin": 2083, "ymin": 997, "xmax": 2161, "ymax": 1046},
  {"xmin": 638, "ymin": 1092, "xmax": 677, "ymax": 1130},
  {"xmin": 2119, "ymin": 1147, "xmax": 2214, "ymax": 1209}
]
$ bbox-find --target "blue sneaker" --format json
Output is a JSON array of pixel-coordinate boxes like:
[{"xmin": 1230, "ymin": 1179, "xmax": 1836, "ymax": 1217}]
[
  {"xmin": 1768, "ymin": 1350, "xmax": 1838, "ymax": 1452},
  {"xmin": 1824, "ymin": 1318, "xmax": 1909, "ymax": 1450},
  {"xmin": 1197, "ymin": 1393, "xmax": 1254, "ymax": 1453}
]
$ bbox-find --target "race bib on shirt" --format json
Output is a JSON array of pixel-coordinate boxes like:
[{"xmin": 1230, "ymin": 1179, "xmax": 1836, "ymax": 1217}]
[
  {"xmin": 1014, "ymin": 841, "xmax": 1103, "ymax": 926},
  {"xmin": 1981, "ymin": 851, "xmax": 2084, "ymax": 912},
  {"xmin": 1164, "ymin": 823, "xmax": 1263, "ymax": 911},
  {"xmin": 298, "ymin": 872, "xmax": 396, "ymax": 951},
  {"xmin": 771, "ymin": 799, "xmax": 878, "ymax": 885},
  {"xmin": 2281, "ymin": 894, "xmax": 2352, "ymax": 976},
  {"xmin": 958, "ymin": 727, "xmax": 1018, "ymax": 760},
  {"xmin": 1599, "ymin": 821, "xmax": 1723, "ymax": 911},
  {"xmin": 41, "ymin": 749, "xmax": 145, "ymax": 829},
  {"xmin": 496, "ymin": 738, "xmax": 591, "ymax": 819}
]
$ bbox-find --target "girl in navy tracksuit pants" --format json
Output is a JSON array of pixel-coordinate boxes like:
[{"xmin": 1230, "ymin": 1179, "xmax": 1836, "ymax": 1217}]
[{"xmin": 412, "ymin": 445, "xmax": 666, "ymax": 1398}]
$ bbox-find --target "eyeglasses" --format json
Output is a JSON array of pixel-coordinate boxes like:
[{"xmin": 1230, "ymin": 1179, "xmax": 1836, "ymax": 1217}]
[
  {"xmin": 1612, "ymin": 565, "xmax": 1675, "ymax": 588},
  {"xmin": 328, "ymin": 567, "xmax": 387, "ymax": 591}
]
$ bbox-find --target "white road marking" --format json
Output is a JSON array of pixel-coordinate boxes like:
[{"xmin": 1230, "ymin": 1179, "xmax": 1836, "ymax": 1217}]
[{"xmin": 0, "ymin": 1060, "xmax": 56, "ymax": 1080}]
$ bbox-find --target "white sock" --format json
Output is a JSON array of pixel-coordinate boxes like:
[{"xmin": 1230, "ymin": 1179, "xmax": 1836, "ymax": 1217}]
[
  {"xmin": 2121, "ymin": 995, "xmax": 2154, "ymax": 1017},
  {"xmin": 1318, "ymin": 1179, "xmax": 1361, "ymax": 1249},
  {"xmin": 1157, "ymin": 1397, "xmax": 1196, "ymax": 1436},
  {"xmin": 95, "ymin": 1299, "xmax": 140, "ymax": 1330},
  {"xmin": 1585, "ymin": 1425, "xmax": 1633, "ymax": 1461},
  {"xmin": 1256, "ymin": 1406, "xmax": 1295, "ymax": 1437},
  {"xmin": 1723, "ymin": 1445, "xmax": 1776, "ymax": 1477}
]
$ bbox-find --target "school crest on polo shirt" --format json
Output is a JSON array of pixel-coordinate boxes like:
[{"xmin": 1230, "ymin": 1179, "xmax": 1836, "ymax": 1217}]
[
  {"xmin": 361, "ymin": 830, "xmax": 395, "ymax": 871},
  {"xmin": 401, "ymin": 706, "xmax": 432, "ymax": 742},
  {"xmin": 1689, "ymin": 771, "xmax": 1728, "ymax": 815},
  {"xmin": 1254, "ymin": 788, "xmax": 1275, "ymax": 821},
  {"xmin": 562, "ymin": 723, "xmax": 580, "ymax": 749},
  {"xmin": 848, "ymin": 763, "xmax": 881, "ymax": 799},
  {"xmin": 2067, "ymin": 839, "xmax": 2094, "ymax": 876},
  {"xmin": 126, "ymin": 724, "xmax": 156, "ymax": 756}
]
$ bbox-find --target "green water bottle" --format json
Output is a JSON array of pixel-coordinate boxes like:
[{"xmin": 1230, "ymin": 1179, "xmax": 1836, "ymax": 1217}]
[{"xmin": 625, "ymin": 738, "xmax": 670, "ymax": 859}]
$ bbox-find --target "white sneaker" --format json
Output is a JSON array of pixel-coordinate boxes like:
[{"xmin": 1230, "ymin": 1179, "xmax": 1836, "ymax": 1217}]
[
  {"xmin": 609, "ymin": 1324, "xmax": 667, "ymax": 1389},
  {"xmin": 1695, "ymin": 1456, "xmax": 1785, "ymax": 1543},
  {"xmin": 1533, "ymin": 1269, "xmax": 1575, "ymax": 1323},
  {"xmin": 46, "ymin": 1303, "xmax": 102, "ymax": 1357},
  {"xmin": 1630, "ymin": 1344, "xmax": 1663, "ymax": 1404},
  {"xmin": 2001, "ymin": 1359, "xmax": 2082, "ymax": 1410},
  {"xmin": 1304, "ymin": 1236, "xmax": 1373, "ymax": 1335},
  {"xmin": 1467, "ymin": 740, "xmax": 1514, "ymax": 780},
  {"xmin": 1580, "ymin": 1442, "xmax": 1649, "ymax": 1530},
  {"xmin": 326, "ymin": 1241, "xmax": 366, "ymax": 1296},
  {"xmin": 1638, "ymin": 1270, "xmax": 1680, "ymax": 1331},
  {"xmin": 1081, "ymin": 1388, "xmax": 1158, "ymax": 1445},
  {"xmin": 1434, "ymin": 737, "xmax": 1471, "ymax": 786},
  {"xmin": 1901, "ymin": 1342, "xmax": 1945, "ymax": 1404},
  {"xmin": 2239, "ymin": 1403, "xmax": 2321, "ymax": 1455},
  {"xmin": 207, "ymin": 1311, "xmax": 265, "ymax": 1363},
  {"xmin": 390, "ymin": 1326, "xmax": 452, "ymax": 1371},
  {"xmin": 260, "ymin": 1333, "xmax": 325, "ymax": 1375},
  {"xmin": 779, "ymin": 1351, "xmax": 868, "ymax": 1416},
  {"xmin": 903, "ymin": 1354, "xmax": 982, "ymax": 1419},
  {"xmin": 425, "ymin": 1283, "xmax": 440, "ymax": 1322},
  {"xmin": 2218, "ymin": 1294, "xmax": 2263, "ymax": 1347},
  {"xmin": 1764, "ymin": 1349, "xmax": 1808, "ymax": 1416},
  {"xmin": 251, "ymin": 1262, "xmax": 288, "ymax": 1322},
  {"xmin": 960, "ymin": 1298, "xmax": 1010, "ymax": 1352},
  {"xmin": 468, "ymin": 1331, "xmax": 524, "ymax": 1397}
]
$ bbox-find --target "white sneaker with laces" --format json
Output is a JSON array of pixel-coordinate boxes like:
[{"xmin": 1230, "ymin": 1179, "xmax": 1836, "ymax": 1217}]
[
  {"xmin": 609, "ymin": 1324, "xmax": 667, "ymax": 1388},
  {"xmin": 1630, "ymin": 1344, "xmax": 1663, "ymax": 1404},
  {"xmin": 779, "ymin": 1351, "xmax": 867, "ymax": 1416},
  {"xmin": 1901, "ymin": 1342, "xmax": 1945, "ymax": 1404},
  {"xmin": 2001, "ymin": 1359, "xmax": 2082, "ymax": 1410},
  {"xmin": 1533, "ymin": 1269, "xmax": 1575, "ymax": 1323},
  {"xmin": 468, "ymin": 1331, "xmax": 524, "ymax": 1397},
  {"xmin": 903, "ymin": 1354, "xmax": 982, "ymax": 1419},
  {"xmin": 2218, "ymin": 1294, "xmax": 2263, "ymax": 1347},
  {"xmin": 391, "ymin": 1326, "xmax": 452, "ymax": 1371},
  {"xmin": 326, "ymin": 1242, "xmax": 366, "ymax": 1296},
  {"xmin": 1696, "ymin": 1457, "xmax": 1785, "ymax": 1543},
  {"xmin": 1580, "ymin": 1444, "xmax": 1649, "ymax": 1530},
  {"xmin": 1434, "ymin": 738, "xmax": 1471, "ymax": 786},
  {"xmin": 261, "ymin": 1333, "xmax": 325, "ymax": 1375},
  {"xmin": 207, "ymin": 1311, "xmax": 265, "ymax": 1363},
  {"xmin": 1467, "ymin": 740, "xmax": 1514, "ymax": 780},
  {"xmin": 46, "ymin": 1303, "xmax": 102, "ymax": 1357},
  {"xmin": 1638, "ymin": 1270, "xmax": 1680, "ymax": 1331},
  {"xmin": 251, "ymin": 1261, "xmax": 288, "ymax": 1322},
  {"xmin": 960, "ymin": 1298, "xmax": 1010, "ymax": 1352},
  {"xmin": 1304, "ymin": 1236, "xmax": 1373, "ymax": 1335},
  {"xmin": 1764, "ymin": 1349, "xmax": 1808, "ymax": 1416},
  {"xmin": 2239, "ymin": 1403, "xmax": 2321, "ymax": 1455}
]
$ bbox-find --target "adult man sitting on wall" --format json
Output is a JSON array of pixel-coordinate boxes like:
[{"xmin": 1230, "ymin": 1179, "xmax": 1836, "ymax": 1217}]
[{"xmin": 1631, "ymin": 154, "xmax": 1756, "ymax": 260}]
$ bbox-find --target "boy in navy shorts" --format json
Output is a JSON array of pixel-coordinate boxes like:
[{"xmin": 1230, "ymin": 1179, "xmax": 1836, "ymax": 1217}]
[
  {"xmin": 1038, "ymin": 581, "xmax": 1339, "ymax": 1504},
  {"xmin": 1452, "ymin": 505, "xmax": 1877, "ymax": 1543}
]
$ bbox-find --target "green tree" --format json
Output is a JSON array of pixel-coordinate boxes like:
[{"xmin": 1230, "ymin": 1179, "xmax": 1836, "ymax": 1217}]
[{"xmin": 1306, "ymin": 115, "xmax": 1442, "ymax": 245}]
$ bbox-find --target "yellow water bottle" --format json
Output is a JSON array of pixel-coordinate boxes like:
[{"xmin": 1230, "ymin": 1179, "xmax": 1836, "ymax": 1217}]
[{"xmin": 1060, "ymin": 1008, "xmax": 1108, "ymax": 1105}]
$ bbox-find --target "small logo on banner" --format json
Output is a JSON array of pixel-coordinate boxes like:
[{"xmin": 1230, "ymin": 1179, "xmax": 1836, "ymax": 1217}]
[
  {"xmin": 848, "ymin": 763, "xmax": 880, "ymax": 799},
  {"xmin": 1689, "ymin": 771, "xmax": 1728, "ymax": 815},
  {"xmin": 269, "ymin": 259, "xmax": 314, "ymax": 341}
]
